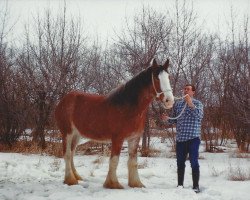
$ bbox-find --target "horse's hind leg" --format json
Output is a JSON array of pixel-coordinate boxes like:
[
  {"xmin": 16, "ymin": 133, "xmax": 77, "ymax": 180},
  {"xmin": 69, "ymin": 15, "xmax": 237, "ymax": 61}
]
[
  {"xmin": 71, "ymin": 131, "xmax": 83, "ymax": 181},
  {"xmin": 127, "ymin": 136, "xmax": 145, "ymax": 188},
  {"xmin": 63, "ymin": 132, "xmax": 78, "ymax": 185},
  {"xmin": 103, "ymin": 139, "xmax": 124, "ymax": 189}
]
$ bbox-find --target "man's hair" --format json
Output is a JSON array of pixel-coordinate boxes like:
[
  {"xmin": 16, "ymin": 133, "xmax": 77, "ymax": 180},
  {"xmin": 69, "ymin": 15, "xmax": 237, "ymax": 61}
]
[{"xmin": 185, "ymin": 84, "xmax": 196, "ymax": 91}]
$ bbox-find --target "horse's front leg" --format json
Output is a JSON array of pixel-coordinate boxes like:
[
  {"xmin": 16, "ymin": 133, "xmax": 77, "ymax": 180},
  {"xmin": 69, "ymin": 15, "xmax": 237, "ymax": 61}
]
[
  {"xmin": 127, "ymin": 136, "xmax": 145, "ymax": 188},
  {"xmin": 103, "ymin": 138, "xmax": 124, "ymax": 189}
]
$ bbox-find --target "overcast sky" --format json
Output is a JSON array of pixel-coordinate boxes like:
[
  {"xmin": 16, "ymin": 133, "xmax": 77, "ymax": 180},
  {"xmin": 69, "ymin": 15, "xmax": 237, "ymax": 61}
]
[{"xmin": 2, "ymin": 0, "xmax": 250, "ymax": 44}]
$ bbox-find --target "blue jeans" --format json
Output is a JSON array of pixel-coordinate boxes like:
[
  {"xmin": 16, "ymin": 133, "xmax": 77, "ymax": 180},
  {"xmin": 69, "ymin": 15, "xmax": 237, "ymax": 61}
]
[{"xmin": 176, "ymin": 137, "xmax": 200, "ymax": 172}]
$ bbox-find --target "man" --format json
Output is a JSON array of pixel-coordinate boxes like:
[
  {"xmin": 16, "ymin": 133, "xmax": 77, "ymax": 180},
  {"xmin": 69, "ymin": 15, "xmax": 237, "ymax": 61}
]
[{"xmin": 164, "ymin": 84, "xmax": 203, "ymax": 193}]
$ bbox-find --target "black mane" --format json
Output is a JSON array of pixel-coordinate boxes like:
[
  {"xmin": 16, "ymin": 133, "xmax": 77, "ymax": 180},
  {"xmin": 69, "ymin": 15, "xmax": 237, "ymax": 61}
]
[{"xmin": 106, "ymin": 67, "xmax": 153, "ymax": 106}]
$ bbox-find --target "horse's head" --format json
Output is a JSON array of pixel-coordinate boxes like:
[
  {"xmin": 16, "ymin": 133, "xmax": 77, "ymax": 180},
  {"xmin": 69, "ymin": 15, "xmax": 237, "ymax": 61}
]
[{"xmin": 151, "ymin": 58, "xmax": 174, "ymax": 109}]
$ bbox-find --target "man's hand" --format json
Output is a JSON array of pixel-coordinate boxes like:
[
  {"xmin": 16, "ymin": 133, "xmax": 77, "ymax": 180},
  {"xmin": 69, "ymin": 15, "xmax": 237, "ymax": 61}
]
[
  {"xmin": 184, "ymin": 94, "xmax": 195, "ymax": 108},
  {"xmin": 161, "ymin": 114, "xmax": 169, "ymax": 121}
]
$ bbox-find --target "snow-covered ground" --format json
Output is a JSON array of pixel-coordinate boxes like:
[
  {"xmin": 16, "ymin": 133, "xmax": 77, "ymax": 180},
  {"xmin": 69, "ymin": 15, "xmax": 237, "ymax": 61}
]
[{"xmin": 0, "ymin": 140, "xmax": 249, "ymax": 200}]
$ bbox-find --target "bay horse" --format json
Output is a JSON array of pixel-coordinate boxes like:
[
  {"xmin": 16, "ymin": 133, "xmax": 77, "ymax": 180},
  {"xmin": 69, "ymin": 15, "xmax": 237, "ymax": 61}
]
[{"xmin": 55, "ymin": 58, "xmax": 174, "ymax": 189}]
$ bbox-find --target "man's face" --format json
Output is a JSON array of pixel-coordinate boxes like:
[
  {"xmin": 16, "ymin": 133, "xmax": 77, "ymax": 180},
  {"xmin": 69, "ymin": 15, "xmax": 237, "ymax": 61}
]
[{"xmin": 184, "ymin": 86, "xmax": 195, "ymax": 97}]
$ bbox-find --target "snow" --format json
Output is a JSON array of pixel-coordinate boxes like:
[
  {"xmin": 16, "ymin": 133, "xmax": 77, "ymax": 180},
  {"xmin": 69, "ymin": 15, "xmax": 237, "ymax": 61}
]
[{"xmin": 1, "ymin": 140, "xmax": 250, "ymax": 200}]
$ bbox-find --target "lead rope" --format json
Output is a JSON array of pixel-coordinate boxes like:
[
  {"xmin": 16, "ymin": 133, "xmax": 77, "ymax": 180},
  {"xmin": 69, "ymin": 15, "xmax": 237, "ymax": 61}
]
[
  {"xmin": 151, "ymin": 73, "xmax": 188, "ymax": 120},
  {"xmin": 168, "ymin": 94, "xmax": 188, "ymax": 120}
]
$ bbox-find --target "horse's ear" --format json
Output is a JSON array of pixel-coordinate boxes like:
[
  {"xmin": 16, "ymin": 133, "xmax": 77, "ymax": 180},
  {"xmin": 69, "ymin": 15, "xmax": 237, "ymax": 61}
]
[
  {"xmin": 151, "ymin": 58, "xmax": 158, "ymax": 68},
  {"xmin": 163, "ymin": 59, "xmax": 170, "ymax": 70}
]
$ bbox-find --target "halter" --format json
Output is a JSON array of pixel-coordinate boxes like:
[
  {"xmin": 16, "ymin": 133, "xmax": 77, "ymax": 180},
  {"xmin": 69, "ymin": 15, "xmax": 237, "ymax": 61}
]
[
  {"xmin": 151, "ymin": 73, "xmax": 188, "ymax": 119},
  {"xmin": 151, "ymin": 73, "xmax": 172, "ymax": 98}
]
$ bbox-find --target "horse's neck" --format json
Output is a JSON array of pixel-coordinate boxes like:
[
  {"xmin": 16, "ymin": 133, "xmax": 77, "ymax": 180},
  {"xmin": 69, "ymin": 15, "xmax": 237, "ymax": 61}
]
[
  {"xmin": 106, "ymin": 68, "xmax": 154, "ymax": 108},
  {"xmin": 136, "ymin": 86, "xmax": 154, "ymax": 113}
]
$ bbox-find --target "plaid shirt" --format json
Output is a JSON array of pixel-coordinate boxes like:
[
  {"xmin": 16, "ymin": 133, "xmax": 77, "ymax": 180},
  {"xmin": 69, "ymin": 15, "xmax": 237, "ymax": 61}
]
[{"xmin": 168, "ymin": 98, "xmax": 203, "ymax": 142}]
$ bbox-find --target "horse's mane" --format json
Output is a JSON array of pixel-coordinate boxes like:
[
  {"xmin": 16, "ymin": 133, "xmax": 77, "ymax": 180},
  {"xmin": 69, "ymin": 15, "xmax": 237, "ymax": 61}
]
[{"xmin": 106, "ymin": 67, "xmax": 153, "ymax": 106}]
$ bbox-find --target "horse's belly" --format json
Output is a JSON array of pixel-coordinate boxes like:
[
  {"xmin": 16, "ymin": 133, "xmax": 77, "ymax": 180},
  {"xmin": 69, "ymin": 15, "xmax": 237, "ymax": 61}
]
[
  {"xmin": 73, "ymin": 112, "xmax": 145, "ymax": 141},
  {"xmin": 75, "ymin": 123, "xmax": 113, "ymax": 140}
]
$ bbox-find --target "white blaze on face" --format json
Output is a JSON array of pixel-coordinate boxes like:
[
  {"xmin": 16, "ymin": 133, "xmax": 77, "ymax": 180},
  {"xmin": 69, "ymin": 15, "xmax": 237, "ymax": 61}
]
[{"xmin": 158, "ymin": 71, "xmax": 174, "ymax": 109}]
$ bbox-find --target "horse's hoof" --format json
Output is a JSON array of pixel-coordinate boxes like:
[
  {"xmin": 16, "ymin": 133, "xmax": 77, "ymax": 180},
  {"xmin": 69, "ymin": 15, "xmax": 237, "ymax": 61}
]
[
  {"xmin": 103, "ymin": 181, "xmax": 124, "ymax": 189},
  {"xmin": 129, "ymin": 182, "xmax": 145, "ymax": 188},
  {"xmin": 75, "ymin": 174, "xmax": 83, "ymax": 181},
  {"xmin": 64, "ymin": 177, "xmax": 78, "ymax": 185}
]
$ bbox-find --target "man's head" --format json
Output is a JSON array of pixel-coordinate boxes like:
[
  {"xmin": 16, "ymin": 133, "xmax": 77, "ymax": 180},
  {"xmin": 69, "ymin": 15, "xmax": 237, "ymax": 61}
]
[{"xmin": 184, "ymin": 84, "xmax": 196, "ymax": 97}]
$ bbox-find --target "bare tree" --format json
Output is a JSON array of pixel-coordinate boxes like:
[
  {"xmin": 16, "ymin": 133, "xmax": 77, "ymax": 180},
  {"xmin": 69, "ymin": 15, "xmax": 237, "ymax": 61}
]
[
  {"xmin": 208, "ymin": 11, "xmax": 250, "ymax": 152},
  {"xmin": 0, "ymin": 2, "xmax": 29, "ymax": 146},
  {"xmin": 83, "ymin": 42, "xmax": 123, "ymax": 95},
  {"xmin": 224, "ymin": 15, "xmax": 249, "ymax": 152},
  {"xmin": 16, "ymin": 7, "xmax": 87, "ymax": 148},
  {"xmin": 114, "ymin": 6, "xmax": 172, "ymax": 74}
]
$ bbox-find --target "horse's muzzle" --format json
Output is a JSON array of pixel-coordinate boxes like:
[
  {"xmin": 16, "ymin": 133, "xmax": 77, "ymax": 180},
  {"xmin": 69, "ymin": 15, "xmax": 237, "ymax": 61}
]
[{"xmin": 163, "ymin": 98, "xmax": 174, "ymax": 109}]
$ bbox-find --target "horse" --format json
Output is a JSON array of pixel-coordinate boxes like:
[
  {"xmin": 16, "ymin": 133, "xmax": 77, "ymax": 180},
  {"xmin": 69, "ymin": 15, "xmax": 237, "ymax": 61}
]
[{"xmin": 54, "ymin": 58, "xmax": 174, "ymax": 189}]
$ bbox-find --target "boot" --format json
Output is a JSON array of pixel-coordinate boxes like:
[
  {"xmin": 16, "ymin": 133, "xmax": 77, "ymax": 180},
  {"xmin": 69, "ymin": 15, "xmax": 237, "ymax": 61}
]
[
  {"xmin": 192, "ymin": 169, "xmax": 200, "ymax": 193},
  {"xmin": 177, "ymin": 168, "xmax": 185, "ymax": 187}
]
